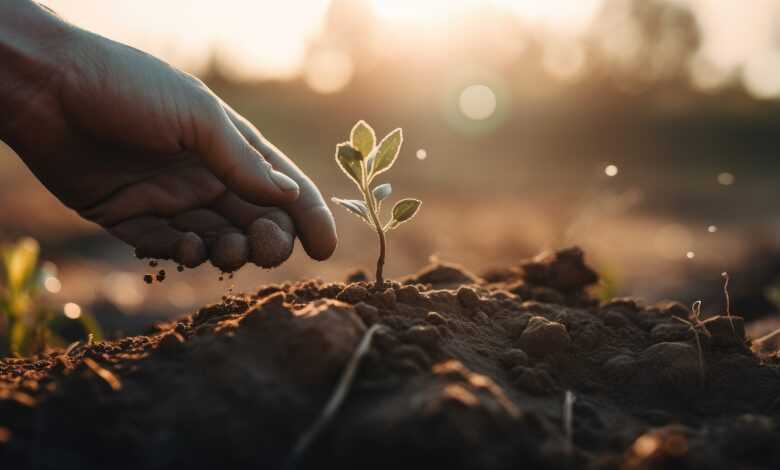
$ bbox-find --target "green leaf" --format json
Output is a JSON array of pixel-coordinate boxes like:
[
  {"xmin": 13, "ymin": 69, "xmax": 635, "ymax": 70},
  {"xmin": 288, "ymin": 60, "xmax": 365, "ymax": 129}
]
[
  {"xmin": 367, "ymin": 128, "xmax": 402, "ymax": 181},
  {"xmin": 372, "ymin": 183, "xmax": 392, "ymax": 204},
  {"xmin": 335, "ymin": 142, "xmax": 364, "ymax": 188},
  {"xmin": 2, "ymin": 237, "xmax": 40, "ymax": 294},
  {"xmin": 350, "ymin": 120, "xmax": 375, "ymax": 159},
  {"xmin": 389, "ymin": 198, "xmax": 421, "ymax": 229},
  {"xmin": 10, "ymin": 319, "xmax": 30, "ymax": 356},
  {"xmin": 331, "ymin": 197, "xmax": 374, "ymax": 226}
]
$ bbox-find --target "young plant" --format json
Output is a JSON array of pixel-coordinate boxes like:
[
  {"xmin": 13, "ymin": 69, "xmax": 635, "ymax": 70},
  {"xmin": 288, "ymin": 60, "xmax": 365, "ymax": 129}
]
[
  {"xmin": 0, "ymin": 237, "xmax": 101, "ymax": 356},
  {"xmin": 332, "ymin": 120, "xmax": 421, "ymax": 287}
]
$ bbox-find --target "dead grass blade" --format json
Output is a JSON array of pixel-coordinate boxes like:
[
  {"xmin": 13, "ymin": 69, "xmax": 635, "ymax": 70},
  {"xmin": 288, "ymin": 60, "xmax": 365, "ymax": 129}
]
[{"xmin": 287, "ymin": 323, "xmax": 386, "ymax": 469}]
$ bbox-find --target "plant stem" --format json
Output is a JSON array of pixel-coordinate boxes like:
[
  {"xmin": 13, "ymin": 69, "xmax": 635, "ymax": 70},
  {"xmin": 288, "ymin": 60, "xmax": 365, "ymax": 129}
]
[{"xmin": 364, "ymin": 186, "xmax": 386, "ymax": 288}]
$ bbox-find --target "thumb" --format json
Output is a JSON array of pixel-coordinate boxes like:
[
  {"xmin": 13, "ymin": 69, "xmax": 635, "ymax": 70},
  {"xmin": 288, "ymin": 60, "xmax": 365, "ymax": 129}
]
[{"xmin": 185, "ymin": 89, "xmax": 299, "ymax": 206}]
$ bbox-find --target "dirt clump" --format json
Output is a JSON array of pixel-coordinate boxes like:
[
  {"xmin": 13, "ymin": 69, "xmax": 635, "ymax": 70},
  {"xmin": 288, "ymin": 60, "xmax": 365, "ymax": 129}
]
[{"xmin": 3, "ymin": 246, "xmax": 780, "ymax": 469}]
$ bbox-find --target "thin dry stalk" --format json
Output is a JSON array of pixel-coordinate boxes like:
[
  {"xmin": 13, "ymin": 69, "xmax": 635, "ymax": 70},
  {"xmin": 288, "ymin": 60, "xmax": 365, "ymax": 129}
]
[
  {"xmin": 751, "ymin": 327, "xmax": 780, "ymax": 354},
  {"xmin": 288, "ymin": 324, "xmax": 386, "ymax": 469},
  {"xmin": 722, "ymin": 272, "xmax": 737, "ymax": 337},
  {"xmin": 562, "ymin": 390, "xmax": 576, "ymax": 454},
  {"xmin": 672, "ymin": 300, "xmax": 711, "ymax": 386}
]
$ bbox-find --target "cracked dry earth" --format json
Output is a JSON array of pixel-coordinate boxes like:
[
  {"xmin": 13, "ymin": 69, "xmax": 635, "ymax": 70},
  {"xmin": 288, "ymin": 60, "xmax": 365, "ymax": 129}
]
[{"xmin": 3, "ymin": 247, "xmax": 780, "ymax": 469}]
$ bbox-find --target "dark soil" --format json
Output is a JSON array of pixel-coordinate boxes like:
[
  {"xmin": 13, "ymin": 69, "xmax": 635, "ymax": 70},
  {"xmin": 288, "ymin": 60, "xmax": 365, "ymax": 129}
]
[{"xmin": 3, "ymin": 247, "xmax": 780, "ymax": 469}]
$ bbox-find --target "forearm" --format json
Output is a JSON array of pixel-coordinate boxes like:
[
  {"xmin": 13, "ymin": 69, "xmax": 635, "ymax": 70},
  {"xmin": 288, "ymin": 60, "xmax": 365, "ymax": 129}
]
[{"xmin": 0, "ymin": 0, "xmax": 74, "ymax": 138}]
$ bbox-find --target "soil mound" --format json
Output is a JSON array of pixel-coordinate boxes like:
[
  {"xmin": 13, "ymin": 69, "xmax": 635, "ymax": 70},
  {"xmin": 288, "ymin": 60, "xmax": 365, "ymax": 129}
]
[{"xmin": 2, "ymin": 247, "xmax": 780, "ymax": 469}]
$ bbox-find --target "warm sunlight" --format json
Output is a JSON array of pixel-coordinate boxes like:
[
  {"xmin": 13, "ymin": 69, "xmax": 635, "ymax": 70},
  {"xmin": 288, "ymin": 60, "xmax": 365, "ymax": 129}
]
[
  {"xmin": 370, "ymin": 0, "xmax": 471, "ymax": 23},
  {"xmin": 42, "ymin": 0, "xmax": 780, "ymax": 95}
]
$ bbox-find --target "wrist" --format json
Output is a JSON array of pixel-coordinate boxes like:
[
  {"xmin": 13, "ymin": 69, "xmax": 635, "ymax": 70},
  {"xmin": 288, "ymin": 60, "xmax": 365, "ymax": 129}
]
[{"xmin": 0, "ymin": 1, "xmax": 77, "ymax": 137}]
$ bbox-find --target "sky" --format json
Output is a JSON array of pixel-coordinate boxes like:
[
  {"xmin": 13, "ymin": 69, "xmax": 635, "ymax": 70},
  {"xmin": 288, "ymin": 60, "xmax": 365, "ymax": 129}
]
[{"xmin": 41, "ymin": 0, "xmax": 780, "ymax": 97}]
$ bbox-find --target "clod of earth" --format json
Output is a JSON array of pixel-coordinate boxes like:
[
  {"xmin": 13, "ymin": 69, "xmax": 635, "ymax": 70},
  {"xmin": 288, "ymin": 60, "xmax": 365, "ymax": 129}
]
[
  {"xmin": 518, "ymin": 316, "xmax": 571, "ymax": 357},
  {"xmin": 3, "ymin": 247, "xmax": 780, "ymax": 469}
]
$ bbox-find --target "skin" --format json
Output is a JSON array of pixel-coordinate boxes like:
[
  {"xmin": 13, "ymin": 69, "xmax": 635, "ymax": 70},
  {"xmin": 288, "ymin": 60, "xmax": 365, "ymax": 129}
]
[{"xmin": 0, "ymin": 0, "xmax": 337, "ymax": 270}]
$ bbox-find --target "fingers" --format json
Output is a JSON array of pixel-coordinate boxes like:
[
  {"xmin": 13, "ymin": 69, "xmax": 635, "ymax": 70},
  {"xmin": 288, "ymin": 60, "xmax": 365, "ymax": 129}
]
[
  {"xmin": 109, "ymin": 217, "xmax": 207, "ymax": 268},
  {"xmin": 173, "ymin": 207, "xmax": 295, "ymax": 270},
  {"xmin": 221, "ymin": 103, "xmax": 338, "ymax": 261},
  {"xmin": 185, "ymin": 86, "xmax": 300, "ymax": 207},
  {"xmin": 246, "ymin": 212, "xmax": 295, "ymax": 268}
]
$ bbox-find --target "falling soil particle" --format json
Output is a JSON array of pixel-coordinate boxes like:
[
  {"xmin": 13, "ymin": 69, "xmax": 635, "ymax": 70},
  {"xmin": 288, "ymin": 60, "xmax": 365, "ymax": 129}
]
[
  {"xmin": 148, "ymin": 260, "xmax": 158, "ymax": 267},
  {"xmin": 142, "ymin": 274, "xmax": 153, "ymax": 284},
  {"xmin": 177, "ymin": 265, "xmax": 184, "ymax": 272},
  {"xmin": 156, "ymin": 270, "xmax": 166, "ymax": 282}
]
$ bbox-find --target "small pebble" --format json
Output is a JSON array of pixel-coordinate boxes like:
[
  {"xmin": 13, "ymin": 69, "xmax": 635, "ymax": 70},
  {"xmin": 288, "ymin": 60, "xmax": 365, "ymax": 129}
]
[
  {"xmin": 457, "ymin": 286, "xmax": 481, "ymax": 309},
  {"xmin": 426, "ymin": 311, "xmax": 447, "ymax": 325}
]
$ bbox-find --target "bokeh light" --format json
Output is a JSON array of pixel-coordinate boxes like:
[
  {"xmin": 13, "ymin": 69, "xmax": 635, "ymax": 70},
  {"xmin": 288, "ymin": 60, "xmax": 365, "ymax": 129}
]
[
  {"xmin": 458, "ymin": 85, "xmax": 497, "ymax": 120},
  {"xmin": 63, "ymin": 302, "xmax": 82, "ymax": 320},
  {"xmin": 717, "ymin": 172, "xmax": 735, "ymax": 186},
  {"xmin": 742, "ymin": 51, "xmax": 780, "ymax": 99},
  {"xmin": 44, "ymin": 276, "xmax": 62, "ymax": 294},
  {"xmin": 304, "ymin": 48, "xmax": 354, "ymax": 94},
  {"xmin": 416, "ymin": 149, "xmax": 428, "ymax": 160},
  {"xmin": 707, "ymin": 225, "xmax": 718, "ymax": 233},
  {"xmin": 605, "ymin": 164, "xmax": 619, "ymax": 177},
  {"xmin": 101, "ymin": 272, "xmax": 145, "ymax": 309}
]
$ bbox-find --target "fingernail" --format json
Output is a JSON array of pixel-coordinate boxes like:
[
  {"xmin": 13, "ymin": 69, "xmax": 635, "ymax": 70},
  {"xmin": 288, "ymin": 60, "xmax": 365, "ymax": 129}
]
[{"xmin": 270, "ymin": 170, "xmax": 299, "ymax": 193}]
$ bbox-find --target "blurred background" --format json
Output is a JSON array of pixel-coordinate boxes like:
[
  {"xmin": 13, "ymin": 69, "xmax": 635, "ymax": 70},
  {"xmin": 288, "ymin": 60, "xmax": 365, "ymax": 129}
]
[{"xmin": 3, "ymin": 0, "xmax": 780, "ymax": 338}]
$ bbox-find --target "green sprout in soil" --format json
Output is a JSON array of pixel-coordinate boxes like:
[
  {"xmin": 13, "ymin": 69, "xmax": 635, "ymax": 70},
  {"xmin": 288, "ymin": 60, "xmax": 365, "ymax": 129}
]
[
  {"xmin": 332, "ymin": 120, "xmax": 421, "ymax": 287},
  {"xmin": 0, "ymin": 237, "xmax": 101, "ymax": 356}
]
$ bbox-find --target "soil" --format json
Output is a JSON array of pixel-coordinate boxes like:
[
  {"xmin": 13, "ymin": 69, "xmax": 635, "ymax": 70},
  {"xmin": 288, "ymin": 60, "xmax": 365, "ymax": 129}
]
[{"xmin": 3, "ymin": 247, "xmax": 780, "ymax": 469}]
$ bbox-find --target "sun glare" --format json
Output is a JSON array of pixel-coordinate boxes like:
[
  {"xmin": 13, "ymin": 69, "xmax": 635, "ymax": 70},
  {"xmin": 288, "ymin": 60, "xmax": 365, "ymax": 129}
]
[
  {"xmin": 371, "ymin": 0, "xmax": 471, "ymax": 23},
  {"xmin": 459, "ymin": 85, "xmax": 497, "ymax": 120}
]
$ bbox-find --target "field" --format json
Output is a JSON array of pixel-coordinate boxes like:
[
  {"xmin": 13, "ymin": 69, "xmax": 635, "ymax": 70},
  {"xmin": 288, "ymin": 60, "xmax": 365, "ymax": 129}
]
[{"xmin": 4, "ymin": 0, "xmax": 780, "ymax": 467}]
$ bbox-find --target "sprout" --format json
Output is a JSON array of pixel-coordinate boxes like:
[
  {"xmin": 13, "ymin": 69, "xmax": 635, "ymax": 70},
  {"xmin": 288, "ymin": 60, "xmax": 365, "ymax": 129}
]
[{"xmin": 332, "ymin": 120, "xmax": 421, "ymax": 287}]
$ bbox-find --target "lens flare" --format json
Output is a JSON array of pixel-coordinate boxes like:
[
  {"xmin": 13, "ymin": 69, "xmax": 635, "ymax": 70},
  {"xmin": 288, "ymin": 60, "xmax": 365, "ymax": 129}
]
[
  {"xmin": 717, "ymin": 172, "xmax": 735, "ymax": 186},
  {"xmin": 458, "ymin": 85, "xmax": 497, "ymax": 120},
  {"xmin": 63, "ymin": 302, "xmax": 82, "ymax": 320}
]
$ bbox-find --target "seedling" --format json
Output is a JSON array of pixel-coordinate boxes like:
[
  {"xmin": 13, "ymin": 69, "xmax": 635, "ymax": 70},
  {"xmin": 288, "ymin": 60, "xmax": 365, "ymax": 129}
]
[
  {"xmin": 332, "ymin": 120, "xmax": 421, "ymax": 287},
  {"xmin": 672, "ymin": 300, "xmax": 710, "ymax": 385},
  {"xmin": 0, "ymin": 237, "xmax": 101, "ymax": 356}
]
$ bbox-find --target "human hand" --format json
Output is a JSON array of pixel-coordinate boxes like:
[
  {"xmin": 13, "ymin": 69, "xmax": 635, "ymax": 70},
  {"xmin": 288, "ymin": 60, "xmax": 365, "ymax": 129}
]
[{"xmin": 0, "ymin": 2, "xmax": 337, "ymax": 271}]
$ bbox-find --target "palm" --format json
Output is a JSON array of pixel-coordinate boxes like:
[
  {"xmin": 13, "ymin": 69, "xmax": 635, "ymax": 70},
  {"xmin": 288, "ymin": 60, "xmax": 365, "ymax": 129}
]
[{"xmin": 8, "ymin": 33, "xmax": 336, "ymax": 270}]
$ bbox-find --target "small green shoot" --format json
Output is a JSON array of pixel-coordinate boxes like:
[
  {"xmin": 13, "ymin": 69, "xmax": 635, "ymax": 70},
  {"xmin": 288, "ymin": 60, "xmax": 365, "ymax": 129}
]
[
  {"xmin": 0, "ymin": 237, "xmax": 102, "ymax": 356},
  {"xmin": 332, "ymin": 120, "xmax": 421, "ymax": 287}
]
